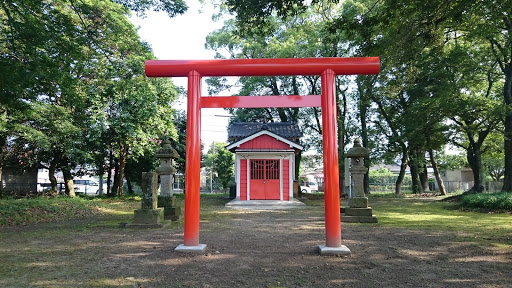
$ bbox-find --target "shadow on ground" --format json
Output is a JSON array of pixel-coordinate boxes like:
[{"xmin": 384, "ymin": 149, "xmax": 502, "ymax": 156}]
[{"xmin": 0, "ymin": 205, "xmax": 510, "ymax": 287}]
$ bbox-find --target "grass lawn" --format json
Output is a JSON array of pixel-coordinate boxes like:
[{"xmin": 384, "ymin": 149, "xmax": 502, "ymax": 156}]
[
  {"xmin": 369, "ymin": 197, "xmax": 511, "ymax": 249},
  {"xmin": 0, "ymin": 193, "xmax": 510, "ymax": 287},
  {"xmin": 300, "ymin": 192, "xmax": 512, "ymax": 250},
  {"xmin": 1, "ymin": 193, "xmax": 510, "ymax": 249}
]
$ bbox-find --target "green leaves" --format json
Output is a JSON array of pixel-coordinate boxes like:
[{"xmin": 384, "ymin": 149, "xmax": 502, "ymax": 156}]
[
  {"xmin": 1, "ymin": 0, "xmax": 182, "ymax": 195},
  {"xmin": 205, "ymin": 142, "xmax": 234, "ymax": 192}
]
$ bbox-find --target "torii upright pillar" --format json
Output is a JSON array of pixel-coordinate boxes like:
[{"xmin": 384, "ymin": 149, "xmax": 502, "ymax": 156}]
[{"xmin": 145, "ymin": 58, "xmax": 380, "ymax": 255}]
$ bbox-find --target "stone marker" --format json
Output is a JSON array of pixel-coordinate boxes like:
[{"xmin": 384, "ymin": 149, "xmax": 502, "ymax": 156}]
[
  {"xmin": 341, "ymin": 139, "xmax": 378, "ymax": 223},
  {"xmin": 129, "ymin": 172, "xmax": 164, "ymax": 227}
]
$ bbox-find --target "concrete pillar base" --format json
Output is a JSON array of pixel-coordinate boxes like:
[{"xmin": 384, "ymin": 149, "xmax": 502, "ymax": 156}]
[
  {"xmin": 175, "ymin": 244, "xmax": 207, "ymax": 253},
  {"xmin": 318, "ymin": 244, "xmax": 351, "ymax": 256}
]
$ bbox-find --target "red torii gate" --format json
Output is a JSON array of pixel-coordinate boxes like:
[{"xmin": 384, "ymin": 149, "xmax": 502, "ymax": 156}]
[{"xmin": 145, "ymin": 57, "xmax": 380, "ymax": 255}]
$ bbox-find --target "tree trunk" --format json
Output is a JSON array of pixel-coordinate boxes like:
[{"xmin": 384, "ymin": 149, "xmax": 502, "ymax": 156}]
[
  {"xmin": 357, "ymin": 77, "xmax": 372, "ymax": 195},
  {"xmin": 0, "ymin": 109, "xmax": 7, "ymax": 197},
  {"xmin": 48, "ymin": 156, "xmax": 60, "ymax": 194},
  {"xmin": 337, "ymin": 94, "xmax": 346, "ymax": 197},
  {"xmin": 360, "ymin": 106, "xmax": 370, "ymax": 195},
  {"xmin": 99, "ymin": 174, "xmax": 104, "ymax": 196},
  {"xmin": 97, "ymin": 158, "xmax": 105, "ymax": 196},
  {"xmin": 312, "ymin": 107, "xmax": 322, "ymax": 134},
  {"xmin": 428, "ymin": 148, "xmax": 447, "ymax": 196},
  {"xmin": 419, "ymin": 161, "xmax": 430, "ymax": 192},
  {"xmin": 395, "ymin": 144, "xmax": 408, "ymax": 194},
  {"xmin": 112, "ymin": 158, "xmax": 119, "ymax": 196},
  {"xmin": 408, "ymin": 148, "xmax": 422, "ymax": 194},
  {"xmin": 466, "ymin": 143, "xmax": 485, "ymax": 193},
  {"xmin": 117, "ymin": 141, "xmax": 128, "ymax": 197},
  {"xmin": 107, "ymin": 148, "xmax": 114, "ymax": 196},
  {"xmin": 62, "ymin": 168, "xmax": 76, "ymax": 197},
  {"xmin": 294, "ymin": 152, "xmax": 301, "ymax": 180},
  {"xmin": 0, "ymin": 134, "xmax": 5, "ymax": 197},
  {"xmin": 126, "ymin": 177, "xmax": 134, "ymax": 194},
  {"xmin": 502, "ymin": 63, "xmax": 512, "ymax": 191}
]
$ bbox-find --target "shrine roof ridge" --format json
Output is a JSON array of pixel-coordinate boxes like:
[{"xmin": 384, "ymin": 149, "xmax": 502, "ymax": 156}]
[{"xmin": 228, "ymin": 122, "xmax": 302, "ymax": 140}]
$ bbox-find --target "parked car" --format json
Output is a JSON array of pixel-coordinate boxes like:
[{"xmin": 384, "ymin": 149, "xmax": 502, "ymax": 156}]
[
  {"xmin": 304, "ymin": 181, "xmax": 319, "ymax": 192},
  {"xmin": 300, "ymin": 185, "xmax": 312, "ymax": 194},
  {"xmin": 73, "ymin": 179, "xmax": 99, "ymax": 195}
]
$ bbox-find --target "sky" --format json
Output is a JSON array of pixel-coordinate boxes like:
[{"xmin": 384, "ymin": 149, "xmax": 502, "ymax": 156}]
[{"xmin": 129, "ymin": 1, "xmax": 231, "ymax": 152}]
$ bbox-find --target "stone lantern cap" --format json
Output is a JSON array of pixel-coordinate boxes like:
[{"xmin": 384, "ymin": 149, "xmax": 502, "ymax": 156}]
[
  {"xmin": 155, "ymin": 139, "xmax": 179, "ymax": 159},
  {"xmin": 346, "ymin": 139, "xmax": 369, "ymax": 158}
]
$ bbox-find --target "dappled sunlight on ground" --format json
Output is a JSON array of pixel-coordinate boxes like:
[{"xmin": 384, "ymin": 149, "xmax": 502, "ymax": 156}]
[
  {"xmin": 120, "ymin": 240, "xmax": 163, "ymax": 248},
  {"xmin": 398, "ymin": 248, "xmax": 445, "ymax": 260},
  {"xmin": 1, "ymin": 197, "xmax": 511, "ymax": 287},
  {"xmin": 87, "ymin": 277, "xmax": 153, "ymax": 286},
  {"xmin": 453, "ymin": 255, "xmax": 511, "ymax": 263},
  {"xmin": 96, "ymin": 206, "xmax": 133, "ymax": 215}
]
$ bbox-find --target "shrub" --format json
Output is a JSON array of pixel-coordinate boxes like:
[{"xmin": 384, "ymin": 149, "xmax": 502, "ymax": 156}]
[{"xmin": 459, "ymin": 192, "xmax": 512, "ymax": 211}]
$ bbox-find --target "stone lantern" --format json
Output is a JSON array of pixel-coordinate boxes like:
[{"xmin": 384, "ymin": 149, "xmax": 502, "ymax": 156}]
[
  {"xmin": 155, "ymin": 139, "xmax": 179, "ymax": 197},
  {"xmin": 155, "ymin": 139, "xmax": 181, "ymax": 221},
  {"xmin": 341, "ymin": 138, "xmax": 378, "ymax": 223}
]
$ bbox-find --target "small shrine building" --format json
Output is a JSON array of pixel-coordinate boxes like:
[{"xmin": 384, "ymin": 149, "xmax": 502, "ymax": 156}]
[{"xmin": 226, "ymin": 122, "xmax": 303, "ymax": 201}]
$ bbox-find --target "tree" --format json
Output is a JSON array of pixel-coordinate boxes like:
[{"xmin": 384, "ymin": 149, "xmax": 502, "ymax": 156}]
[
  {"xmin": 205, "ymin": 142, "xmax": 234, "ymax": 192},
  {"xmin": 482, "ymin": 131, "xmax": 505, "ymax": 182},
  {"xmin": 329, "ymin": 0, "xmax": 505, "ymax": 195},
  {"xmin": 171, "ymin": 110, "xmax": 188, "ymax": 174},
  {"xmin": 467, "ymin": 3, "xmax": 512, "ymax": 191},
  {"xmin": 0, "ymin": 0, "xmax": 183, "ymax": 196},
  {"xmin": 113, "ymin": 0, "xmax": 187, "ymax": 17},
  {"xmin": 207, "ymin": 4, "xmax": 356, "ymax": 194}
]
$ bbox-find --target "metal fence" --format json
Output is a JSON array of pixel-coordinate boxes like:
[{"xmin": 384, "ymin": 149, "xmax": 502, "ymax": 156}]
[{"xmin": 368, "ymin": 177, "xmax": 504, "ymax": 194}]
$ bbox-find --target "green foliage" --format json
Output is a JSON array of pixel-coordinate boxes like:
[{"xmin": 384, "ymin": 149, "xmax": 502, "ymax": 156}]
[
  {"xmin": 204, "ymin": 142, "xmax": 234, "ymax": 192},
  {"xmin": 171, "ymin": 110, "xmax": 187, "ymax": 173},
  {"xmin": 224, "ymin": 0, "xmax": 308, "ymax": 36},
  {"xmin": 0, "ymin": 0, "xmax": 181, "ymax": 197},
  {"xmin": 482, "ymin": 132, "xmax": 505, "ymax": 181},
  {"xmin": 459, "ymin": 192, "xmax": 512, "ymax": 211},
  {"xmin": 436, "ymin": 152, "xmax": 468, "ymax": 171},
  {"xmin": 206, "ymin": 5, "xmax": 350, "ymax": 153},
  {"xmin": 0, "ymin": 195, "xmax": 144, "ymax": 227},
  {"xmin": 369, "ymin": 167, "xmax": 394, "ymax": 177},
  {"xmin": 368, "ymin": 168, "xmax": 411, "ymax": 185},
  {"xmin": 113, "ymin": 0, "xmax": 188, "ymax": 17}
]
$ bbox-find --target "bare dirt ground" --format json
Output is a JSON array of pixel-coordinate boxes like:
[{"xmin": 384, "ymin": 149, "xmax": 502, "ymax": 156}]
[{"xmin": 1, "ymin": 200, "xmax": 511, "ymax": 288}]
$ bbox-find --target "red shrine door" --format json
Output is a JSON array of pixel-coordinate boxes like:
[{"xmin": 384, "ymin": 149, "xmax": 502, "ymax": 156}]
[{"xmin": 250, "ymin": 159, "xmax": 280, "ymax": 200}]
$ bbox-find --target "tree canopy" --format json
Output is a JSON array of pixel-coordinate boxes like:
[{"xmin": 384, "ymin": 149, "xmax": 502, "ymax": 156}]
[
  {"xmin": 211, "ymin": 0, "xmax": 510, "ymax": 193},
  {"xmin": 0, "ymin": 0, "xmax": 184, "ymax": 197}
]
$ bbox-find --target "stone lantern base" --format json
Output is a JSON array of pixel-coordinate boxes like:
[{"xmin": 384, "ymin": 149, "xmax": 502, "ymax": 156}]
[
  {"xmin": 125, "ymin": 208, "xmax": 165, "ymax": 228},
  {"xmin": 341, "ymin": 197, "xmax": 378, "ymax": 223},
  {"xmin": 158, "ymin": 195, "xmax": 182, "ymax": 221}
]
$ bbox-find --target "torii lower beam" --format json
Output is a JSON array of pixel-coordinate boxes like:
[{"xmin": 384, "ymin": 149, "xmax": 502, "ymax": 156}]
[{"xmin": 145, "ymin": 57, "xmax": 380, "ymax": 255}]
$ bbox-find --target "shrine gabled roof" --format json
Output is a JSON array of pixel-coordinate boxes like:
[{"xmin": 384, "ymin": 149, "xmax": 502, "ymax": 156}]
[
  {"xmin": 227, "ymin": 122, "xmax": 302, "ymax": 141},
  {"xmin": 226, "ymin": 129, "xmax": 303, "ymax": 152}
]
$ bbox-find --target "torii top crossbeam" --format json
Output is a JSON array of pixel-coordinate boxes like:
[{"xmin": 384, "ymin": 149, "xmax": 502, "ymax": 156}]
[
  {"xmin": 146, "ymin": 57, "xmax": 380, "ymax": 77},
  {"xmin": 145, "ymin": 57, "xmax": 380, "ymax": 254}
]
